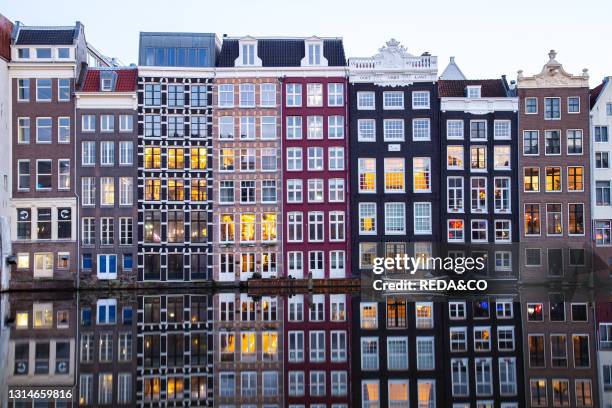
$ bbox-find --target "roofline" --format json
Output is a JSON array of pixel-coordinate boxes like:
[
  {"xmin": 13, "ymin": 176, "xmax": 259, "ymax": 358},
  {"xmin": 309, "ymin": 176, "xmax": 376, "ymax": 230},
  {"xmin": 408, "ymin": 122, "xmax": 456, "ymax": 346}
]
[
  {"xmin": 85, "ymin": 66, "xmax": 137, "ymax": 70},
  {"xmin": 139, "ymin": 31, "xmax": 217, "ymax": 37},
  {"xmin": 221, "ymin": 36, "xmax": 344, "ymax": 41},
  {"xmin": 592, "ymin": 77, "xmax": 611, "ymax": 108}
]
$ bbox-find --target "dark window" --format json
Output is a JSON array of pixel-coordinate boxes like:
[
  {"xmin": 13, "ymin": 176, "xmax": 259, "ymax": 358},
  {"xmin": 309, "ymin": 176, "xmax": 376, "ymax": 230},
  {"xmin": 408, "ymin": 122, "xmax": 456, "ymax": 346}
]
[
  {"xmin": 544, "ymin": 97, "xmax": 560, "ymax": 119},
  {"xmin": 191, "ymin": 296, "xmax": 207, "ymax": 323},
  {"xmin": 122, "ymin": 307, "xmax": 133, "ymax": 325},
  {"xmin": 191, "ymin": 253, "xmax": 208, "ymax": 280},
  {"xmin": 144, "ymin": 254, "xmax": 160, "ymax": 281},
  {"xmin": 144, "ymin": 297, "xmax": 160, "ymax": 323},
  {"xmin": 568, "ymin": 97, "xmax": 580, "ymax": 113},
  {"xmin": 14, "ymin": 343, "xmax": 29, "ymax": 375},
  {"xmin": 191, "ymin": 211, "xmax": 207, "ymax": 243},
  {"xmin": 569, "ymin": 204, "xmax": 585, "ymax": 235},
  {"xmin": 17, "ymin": 208, "xmax": 31, "ymax": 239},
  {"xmin": 473, "ymin": 300, "xmax": 490, "ymax": 318},
  {"xmin": 143, "ymin": 334, "xmax": 160, "ymax": 368},
  {"xmin": 167, "ymin": 296, "xmax": 183, "ymax": 323},
  {"xmin": 82, "ymin": 254, "xmax": 92, "ymax": 270},
  {"xmin": 55, "ymin": 341, "xmax": 70, "ymax": 374},
  {"xmin": 545, "ymin": 130, "xmax": 561, "ymax": 154},
  {"xmin": 569, "ymin": 249, "xmax": 585, "ymax": 266},
  {"xmin": 548, "ymin": 248, "xmax": 563, "ymax": 276},
  {"xmin": 191, "ymin": 332, "xmax": 207, "ymax": 366},
  {"xmin": 525, "ymin": 248, "xmax": 541, "ymax": 266},
  {"xmin": 37, "ymin": 208, "xmax": 52, "ymax": 239},
  {"xmin": 57, "ymin": 207, "xmax": 71, "ymax": 239},
  {"xmin": 572, "ymin": 304, "xmax": 588, "ymax": 322},
  {"xmin": 529, "ymin": 335, "xmax": 545, "ymax": 367},
  {"xmin": 34, "ymin": 342, "xmax": 50, "ymax": 374},
  {"xmin": 81, "ymin": 308, "xmax": 91, "ymax": 326},
  {"xmin": 523, "ymin": 131, "xmax": 539, "ymax": 155},
  {"xmin": 573, "ymin": 335, "xmax": 590, "ymax": 368},
  {"xmin": 595, "ymin": 126, "xmax": 609, "ymax": 142},
  {"xmin": 386, "ymin": 298, "xmax": 407, "ymax": 328},
  {"xmin": 525, "ymin": 97, "xmax": 537, "ymax": 113},
  {"xmin": 167, "ymin": 333, "xmax": 184, "ymax": 367},
  {"xmin": 167, "ymin": 254, "xmax": 184, "ymax": 281},
  {"xmin": 550, "ymin": 300, "xmax": 565, "ymax": 322}
]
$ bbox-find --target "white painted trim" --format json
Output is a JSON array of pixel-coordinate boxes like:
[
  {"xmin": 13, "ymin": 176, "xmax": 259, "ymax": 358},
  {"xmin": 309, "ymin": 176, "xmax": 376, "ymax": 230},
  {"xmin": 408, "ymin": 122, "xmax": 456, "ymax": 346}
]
[{"xmin": 440, "ymin": 97, "xmax": 518, "ymax": 113}]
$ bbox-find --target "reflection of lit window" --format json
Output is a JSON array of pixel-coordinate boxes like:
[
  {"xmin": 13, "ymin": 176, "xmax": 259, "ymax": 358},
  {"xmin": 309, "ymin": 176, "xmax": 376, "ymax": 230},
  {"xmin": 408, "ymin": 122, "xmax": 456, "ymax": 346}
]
[
  {"xmin": 415, "ymin": 302, "xmax": 433, "ymax": 329},
  {"xmin": 144, "ymin": 377, "xmax": 161, "ymax": 401},
  {"xmin": 241, "ymin": 332, "xmax": 256, "ymax": 360},
  {"xmin": 220, "ymin": 332, "xmax": 235, "ymax": 362},
  {"xmin": 262, "ymin": 331, "xmax": 278, "ymax": 360},
  {"xmin": 362, "ymin": 380, "xmax": 379, "ymax": 406},
  {"xmin": 16, "ymin": 312, "xmax": 28, "ymax": 329},
  {"xmin": 167, "ymin": 377, "xmax": 184, "ymax": 401},
  {"xmin": 33, "ymin": 303, "xmax": 53, "ymax": 328},
  {"xmin": 240, "ymin": 213, "xmax": 255, "ymax": 242},
  {"xmin": 190, "ymin": 179, "xmax": 207, "ymax": 201},
  {"xmin": 413, "ymin": 157, "xmax": 431, "ymax": 192},
  {"xmin": 17, "ymin": 253, "xmax": 29, "ymax": 269},
  {"xmin": 145, "ymin": 179, "xmax": 161, "ymax": 201},
  {"xmin": 167, "ymin": 148, "xmax": 184, "ymax": 169},
  {"xmin": 360, "ymin": 303, "xmax": 378, "ymax": 329}
]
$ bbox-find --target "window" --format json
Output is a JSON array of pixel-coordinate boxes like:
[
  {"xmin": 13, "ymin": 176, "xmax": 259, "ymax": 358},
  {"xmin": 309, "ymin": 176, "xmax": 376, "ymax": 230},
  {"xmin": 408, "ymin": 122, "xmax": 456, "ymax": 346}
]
[
  {"xmin": 544, "ymin": 97, "xmax": 561, "ymax": 119},
  {"xmin": 384, "ymin": 158, "xmax": 405, "ymax": 192},
  {"xmin": 475, "ymin": 358, "xmax": 493, "ymax": 396},
  {"xmin": 387, "ymin": 337, "xmax": 408, "ymax": 370},
  {"xmin": 144, "ymin": 115, "xmax": 161, "ymax": 137},
  {"xmin": 360, "ymin": 303, "xmax": 378, "ymax": 329},
  {"xmin": 36, "ymin": 79, "xmax": 52, "ymax": 101},
  {"xmin": 414, "ymin": 202, "xmax": 432, "ymax": 234},
  {"xmin": 573, "ymin": 334, "xmax": 590, "ymax": 367},
  {"xmin": 385, "ymin": 202, "xmax": 405, "ymax": 234},
  {"xmin": 474, "ymin": 326, "xmax": 491, "ymax": 351},
  {"xmin": 416, "ymin": 302, "xmax": 433, "ymax": 328},
  {"xmin": 57, "ymin": 78, "xmax": 70, "ymax": 101},
  {"xmin": 413, "ymin": 118, "xmax": 431, "ymax": 140},
  {"xmin": 17, "ymin": 79, "xmax": 29, "ymax": 101},
  {"xmin": 98, "ymin": 254, "xmax": 117, "ymax": 278},
  {"xmin": 287, "ymin": 179, "xmax": 302, "ymax": 203},
  {"xmin": 499, "ymin": 358, "xmax": 517, "ymax": 396},
  {"xmin": 545, "ymin": 130, "xmax": 561, "ymax": 154},
  {"xmin": 595, "ymin": 220, "xmax": 612, "ymax": 246},
  {"xmin": 524, "ymin": 97, "xmax": 538, "ymax": 113},
  {"xmin": 329, "ymin": 147, "xmax": 344, "ymax": 170},
  {"xmin": 361, "ymin": 337, "xmax": 379, "ymax": 370},
  {"xmin": 383, "ymin": 91, "xmax": 404, "ymax": 109},
  {"xmin": 310, "ymin": 330, "xmax": 325, "ymax": 362},
  {"xmin": 262, "ymin": 180, "xmax": 277, "ymax": 203},
  {"xmin": 287, "ymin": 148, "xmax": 303, "ymax": 171},
  {"xmin": 470, "ymin": 146, "xmax": 487, "ymax": 171},
  {"xmin": 568, "ymin": 166, "xmax": 584, "ymax": 191},
  {"xmin": 416, "ymin": 337, "xmax": 435, "ymax": 370},
  {"xmin": 545, "ymin": 167, "xmax": 561, "ymax": 192},
  {"xmin": 448, "ymin": 177, "xmax": 464, "ymax": 212},
  {"xmin": 383, "ymin": 119, "xmax": 404, "ymax": 141},
  {"xmin": 241, "ymin": 42, "xmax": 255, "ymax": 65},
  {"xmin": 331, "ymin": 330, "xmax": 347, "ymax": 361},
  {"xmin": 190, "ymin": 84, "xmax": 208, "ymax": 107},
  {"xmin": 471, "ymin": 219, "xmax": 488, "ymax": 242},
  {"xmin": 101, "ymin": 141, "xmax": 114, "ymax": 166},
  {"xmin": 239, "ymin": 148, "xmax": 255, "ymax": 171},
  {"xmin": 36, "ymin": 160, "xmax": 52, "ymax": 190},
  {"xmin": 57, "ymin": 207, "xmax": 71, "ymax": 239},
  {"xmin": 308, "ymin": 212, "xmax": 324, "ymax": 242},
  {"xmin": 36, "ymin": 117, "xmax": 52, "ymax": 143},
  {"xmin": 470, "ymin": 120, "xmax": 487, "ymax": 140},
  {"xmin": 144, "ymin": 83, "xmax": 161, "ymax": 106},
  {"xmin": 307, "ymin": 83, "xmax": 323, "ymax": 107},
  {"xmin": 100, "ymin": 114, "xmax": 114, "ymax": 132},
  {"xmin": 448, "ymin": 219, "xmax": 464, "ymax": 242},
  {"xmin": 550, "ymin": 334, "xmax": 568, "ymax": 367},
  {"xmin": 358, "ymin": 119, "xmax": 376, "ymax": 141},
  {"xmin": 308, "ymin": 179, "xmax": 324, "ymax": 203},
  {"xmin": 260, "ymin": 83, "xmax": 276, "ymax": 106},
  {"xmin": 286, "ymin": 83, "xmax": 302, "ymax": 107},
  {"xmin": 357, "ymin": 91, "xmax": 375, "ymax": 109},
  {"xmin": 495, "ymin": 220, "xmax": 511, "ymax": 242},
  {"xmin": 417, "ymin": 380, "xmax": 436, "ymax": 408},
  {"xmin": 239, "ymin": 83, "xmax": 255, "ymax": 107},
  {"xmin": 413, "ymin": 158, "xmax": 431, "ymax": 192},
  {"xmin": 450, "ymin": 327, "xmax": 467, "ymax": 352},
  {"xmin": 100, "ymin": 177, "xmax": 114, "ymax": 206},
  {"xmin": 524, "ymin": 204, "xmax": 540, "ymax": 235},
  {"xmin": 329, "ymin": 211, "xmax": 345, "ymax": 241},
  {"xmin": 451, "ymin": 358, "xmax": 469, "ymax": 396},
  {"xmin": 523, "ymin": 130, "xmax": 539, "ymax": 155},
  {"xmin": 575, "ymin": 379, "xmax": 592, "ymax": 406},
  {"xmin": 287, "ymin": 212, "xmax": 303, "ymax": 242},
  {"xmin": 595, "ymin": 126, "xmax": 609, "ymax": 142},
  {"xmin": 261, "ymin": 116, "xmax": 276, "ymax": 140},
  {"xmin": 218, "ymin": 84, "xmax": 234, "ymax": 107},
  {"xmin": 328, "ymin": 82, "xmax": 344, "ymax": 106},
  {"xmin": 17, "ymin": 117, "xmax": 30, "ymax": 144},
  {"xmin": 58, "ymin": 117, "xmax": 70, "ymax": 143},
  {"xmin": 447, "ymin": 120, "xmax": 464, "ymax": 139},
  {"xmin": 449, "ymin": 302, "xmax": 466, "ymax": 319},
  {"xmin": 286, "ymin": 116, "xmax": 302, "ymax": 139},
  {"xmin": 308, "ymin": 147, "xmax": 323, "ymax": 170},
  {"xmin": 447, "ymin": 146, "xmax": 463, "ymax": 169},
  {"xmin": 569, "ymin": 203, "xmax": 585, "ymax": 235},
  {"xmin": 239, "ymin": 116, "xmax": 255, "ymax": 140},
  {"xmin": 412, "ymin": 91, "xmax": 430, "ymax": 108},
  {"xmin": 328, "ymin": 178, "xmax": 344, "ymax": 202},
  {"xmin": 328, "ymin": 115, "xmax": 344, "ymax": 139},
  {"xmin": 523, "ymin": 167, "xmax": 540, "ymax": 192},
  {"xmin": 494, "ymin": 146, "xmax": 511, "ymax": 169},
  {"xmin": 17, "ymin": 161, "xmax": 30, "ymax": 191},
  {"xmin": 596, "ymin": 151, "xmax": 609, "ymax": 169},
  {"xmin": 470, "ymin": 177, "xmax": 487, "ymax": 212},
  {"xmin": 567, "ymin": 130, "xmax": 583, "ymax": 154},
  {"xmin": 359, "ymin": 158, "xmax": 376, "ymax": 192}
]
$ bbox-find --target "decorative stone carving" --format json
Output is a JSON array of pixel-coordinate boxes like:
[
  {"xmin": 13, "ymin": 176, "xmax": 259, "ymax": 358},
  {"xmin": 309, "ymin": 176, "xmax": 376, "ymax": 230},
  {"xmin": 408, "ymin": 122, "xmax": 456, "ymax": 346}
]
[{"xmin": 517, "ymin": 50, "xmax": 589, "ymax": 88}]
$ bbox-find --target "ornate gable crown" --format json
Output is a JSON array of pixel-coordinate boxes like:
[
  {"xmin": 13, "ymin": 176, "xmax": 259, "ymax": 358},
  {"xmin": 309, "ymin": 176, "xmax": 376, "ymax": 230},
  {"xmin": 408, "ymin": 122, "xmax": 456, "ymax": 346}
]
[{"xmin": 517, "ymin": 50, "xmax": 589, "ymax": 89}]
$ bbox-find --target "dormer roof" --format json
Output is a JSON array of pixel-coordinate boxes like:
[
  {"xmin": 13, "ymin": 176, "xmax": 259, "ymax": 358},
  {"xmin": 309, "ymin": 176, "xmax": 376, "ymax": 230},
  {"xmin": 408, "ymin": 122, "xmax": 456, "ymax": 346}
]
[{"xmin": 80, "ymin": 67, "xmax": 137, "ymax": 92}]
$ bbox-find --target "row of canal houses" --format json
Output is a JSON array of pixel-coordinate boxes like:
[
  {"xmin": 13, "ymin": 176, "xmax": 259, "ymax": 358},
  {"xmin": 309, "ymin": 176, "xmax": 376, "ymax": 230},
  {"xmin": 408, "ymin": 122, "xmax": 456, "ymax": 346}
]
[{"xmin": 2, "ymin": 290, "xmax": 612, "ymax": 407}]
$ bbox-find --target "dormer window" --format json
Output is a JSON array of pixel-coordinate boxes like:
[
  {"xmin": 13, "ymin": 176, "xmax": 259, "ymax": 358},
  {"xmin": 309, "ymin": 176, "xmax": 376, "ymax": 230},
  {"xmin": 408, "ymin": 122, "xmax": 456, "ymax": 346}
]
[
  {"xmin": 307, "ymin": 43, "xmax": 322, "ymax": 65},
  {"xmin": 36, "ymin": 48, "xmax": 52, "ymax": 59},
  {"xmin": 58, "ymin": 48, "xmax": 70, "ymax": 59},
  {"xmin": 242, "ymin": 43, "xmax": 255, "ymax": 65},
  {"xmin": 467, "ymin": 86, "xmax": 481, "ymax": 99},
  {"xmin": 101, "ymin": 77, "xmax": 112, "ymax": 92},
  {"xmin": 18, "ymin": 48, "xmax": 30, "ymax": 58}
]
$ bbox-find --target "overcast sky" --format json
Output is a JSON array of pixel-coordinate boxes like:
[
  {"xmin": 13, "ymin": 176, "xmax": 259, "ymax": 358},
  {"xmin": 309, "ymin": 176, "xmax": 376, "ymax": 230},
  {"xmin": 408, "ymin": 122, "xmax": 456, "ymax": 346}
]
[{"xmin": 4, "ymin": 0, "xmax": 611, "ymax": 85}]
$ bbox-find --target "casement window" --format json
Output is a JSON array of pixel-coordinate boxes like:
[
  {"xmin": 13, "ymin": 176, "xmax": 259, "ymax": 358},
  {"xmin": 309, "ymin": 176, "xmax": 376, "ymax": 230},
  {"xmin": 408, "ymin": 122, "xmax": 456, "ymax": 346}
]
[
  {"xmin": 287, "ymin": 212, "xmax": 303, "ymax": 242},
  {"xmin": 448, "ymin": 219, "xmax": 464, "ymax": 242},
  {"xmin": 288, "ymin": 331, "xmax": 304, "ymax": 362},
  {"xmin": 523, "ymin": 167, "xmax": 540, "ymax": 192},
  {"xmin": 551, "ymin": 379, "xmax": 570, "ymax": 406},
  {"xmin": 595, "ymin": 220, "xmax": 612, "ymax": 245},
  {"xmin": 36, "ymin": 117, "xmax": 52, "ymax": 143},
  {"xmin": 309, "ymin": 371, "xmax": 326, "ymax": 397},
  {"xmin": 383, "ymin": 119, "xmax": 404, "ymax": 141},
  {"xmin": 307, "ymin": 83, "xmax": 323, "ymax": 107},
  {"xmin": 359, "ymin": 203, "xmax": 377, "ymax": 235},
  {"xmin": 190, "ymin": 115, "xmax": 206, "ymax": 136},
  {"xmin": 144, "ymin": 84, "xmax": 161, "ymax": 106},
  {"xmin": 239, "ymin": 148, "xmax": 255, "ymax": 171},
  {"xmin": 595, "ymin": 126, "xmax": 609, "ymax": 142},
  {"xmin": 328, "ymin": 83, "xmax": 344, "ymax": 106},
  {"xmin": 100, "ymin": 217, "xmax": 114, "ymax": 245},
  {"xmin": 450, "ymin": 327, "xmax": 467, "ymax": 352},
  {"xmin": 219, "ymin": 254, "xmax": 234, "ymax": 278},
  {"xmin": 544, "ymin": 97, "xmax": 561, "ymax": 119},
  {"xmin": 328, "ymin": 147, "xmax": 344, "ymax": 170},
  {"xmin": 329, "ymin": 211, "xmax": 345, "ymax": 241},
  {"xmin": 240, "ymin": 331, "xmax": 256, "ymax": 359},
  {"xmin": 596, "ymin": 152, "xmax": 609, "ymax": 168},
  {"xmin": 239, "ymin": 116, "xmax": 255, "ymax": 140},
  {"xmin": 575, "ymin": 379, "xmax": 592, "ymax": 406},
  {"xmin": 241, "ymin": 43, "xmax": 255, "ymax": 65},
  {"xmin": 328, "ymin": 178, "xmax": 344, "ymax": 202},
  {"xmin": 387, "ymin": 337, "xmax": 408, "ymax": 370},
  {"xmin": 308, "ymin": 212, "xmax": 324, "ymax": 242},
  {"xmin": 36, "ymin": 160, "xmax": 52, "ymax": 190},
  {"xmin": 286, "ymin": 116, "xmax": 302, "ymax": 139},
  {"xmin": 260, "ymin": 83, "xmax": 276, "ymax": 106},
  {"xmin": 471, "ymin": 220, "xmax": 488, "ymax": 242},
  {"xmin": 359, "ymin": 243, "xmax": 376, "ymax": 269},
  {"xmin": 470, "ymin": 146, "xmax": 487, "ymax": 171},
  {"xmin": 240, "ymin": 372, "xmax": 256, "ymax": 397},
  {"xmin": 360, "ymin": 302, "xmax": 378, "ymax": 329},
  {"xmin": 414, "ymin": 202, "xmax": 432, "ymax": 235},
  {"xmin": 383, "ymin": 91, "xmax": 404, "ymax": 109},
  {"xmin": 524, "ymin": 204, "xmax": 540, "ymax": 235},
  {"xmin": 81, "ymin": 217, "xmax": 95, "ymax": 245},
  {"xmin": 523, "ymin": 130, "xmax": 539, "ymax": 155},
  {"xmin": 475, "ymin": 358, "xmax": 493, "ymax": 396},
  {"xmin": 17, "ymin": 117, "xmax": 30, "ymax": 144},
  {"xmin": 499, "ymin": 357, "xmax": 517, "ymax": 396},
  {"xmin": 17, "ymin": 79, "xmax": 30, "ymax": 101},
  {"xmin": 287, "ymin": 179, "xmax": 303, "ymax": 203},
  {"xmin": 262, "ymin": 180, "xmax": 277, "ymax": 203},
  {"xmin": 285, "ymin": 83, "xmax": 302, "ymax": 107},
  {"xmin": 100, "ymin": 114, "xmax": 114, "ymax": 132},
  {"xmin": 309, "ymin": 330, "xmax": 325, "ymax": 362},
  {"xmin": 57, "ymin": 159, "xmax": 70, "ymax": 190},
  {"xmin": 100, "ymin": 141, "xmax": 114, "ymax": 166},
  {"xmin": 219, "ymin": 372, "xmax": 236, "ymax": 397},
  {"xmin": 219, "ymin": 116, "xmax": 234, "ymax": 139},
  {"xmin": 219, "ymin": 214, "xmax": 235, "ymax": 243},
  {"xmin": 308, "ymin": 147, "xmax": 324, "ymax": 170},
  {"xmin": 413, "ymin": 157, "xmax": 431, "ymax": 192},
  {"xmin": 239, "ymin": 83, "xmax": 255, "ymax": 107},
  {"xmin": 449, "ymin": 302, "xmax": 466, "ymax": 319},
  {"xmin": 82, "ymin": 142, "xmax": 95, "ymax": 166},
  {"xmin": 361, "ymin": 337, "xmax": 379, "ymax": 370},
  {"xmin": 97, "ymin": 254, "xmax": 117, "ymax": 279},
  {"xmin": 525, "ymin": 97, "xmax": 538, "ymax": 114},
  {"xmin": 240, "ymin": 180, "xmax": 256, "ymax": 204},
  {"xmin": 568, "ymin": 203, "xmax": 585, "ymax": 235},
  {"xmin": 447, "ymin": 146, "xmax": 464, "ymax": 169},
  {"xmin": 288, "ymin": 371, "xmax": 305, "ymax": 396},
  {"xmin": 81, "ymin": 177, "xmax": 95, "ymax": 205},
  {"xmin": 415, "ymin": 302, "xmax": 433, "ymax": 328},
  {"xmin": 545, "ymin": 130, "xmax": 561, "ymax": 154},
  {"xmin": 261, "ymin": 213, "xmax": 277, "ymax": 242},
  {"xmin": 358, "ymin": 119, "xmax": 375, "ymax": 141},
  {"xmin": 190, "ymin": 211, "xmax": 207, "ymax": 244},
  {"xmin": 447, "ymin": 177, "xmax": 464, "ymax": 212},
  {"xmin": 471, "ymin": 177, "xmax": 487, "ymax": 213},
  {"xmin": 58, "ymin": 117, "xmax": 70, "ymax": 143},
  {"xmin": 567, "ymin": 130, "xmax": 583, "ymax": 154},
  {"xmin": 358, "ymin": 158, "xmax": 376, "ymax": 192},
  {"xmin": 166, "ymin": 211, "xmax": 184, "ymax": 243},
  {"xmin": 144, "ymin": 115, "xmax": 161, "ymax": 137},
  {"xmin": 567, "ymin": 166, "xmax": 584, "ymax": 191},
  {"xmin": 331, "ymin": 371, "xmax": 348, "ymax": 397},
  {"xmin": 412, "ymin": 118, "xmax": 431, "ymax": 140},
  {"xmin": 551, "ymin": 334, "xmax": 568, "ymax": 367},
  {"xmin": 190, "ymin": 84, "xmax": 207, "ymax": 107},
  {"xmin": 357, "ymin": 91, "xmax": 375, "ymax": 109},
  {"xmin": 308, "ymin": 179, "xmax": 324, "ymax": 203},
  {"xmin": 470, "ymin": 120, "xmax": 487, "ymax": 140},
  {"xmin": 493, "ymin": 177, "xmax": 511, "ymax": 213},
  {"xmin": 493, "ymin": 120, "xmax": 511, "ymax": 139},
  {"xmin": 167, "ymin": 116, "xmax": 184, "ymax": 137},
  {"xmin": 240, "ymin": 213, "xmax": 256, "ymax": 242},
  {"xmin": 417, "ymin": 380, "xmax": 436, "ymax": 408},
  {"xmin": 494, "ymin": 146, "xmax": 511, "ymax": 170},
  {"xmin": 451, "ymin": 358, "xmax": 469, "ymax": 396},
  {"xmin": 287, "ymin": 147, "xmax": 303, "ymax": 171},
  {"xmin": 497, "ymin": 326, "xmax": 515, "ymax": 350},
  {"xmin": 330, "ymin": 330, "xmax": 347, "ymax": 361},
  {"xmin": 447, "ymin": 119, "xmax": 464, "ymax": 139},
  {"xmin": 494, "ymin": 220, "xmax": 511, "ymax": 243},
  {"xmin": 385, "ymin": 202, "xmax": 405, "ymax": 235},
  {"xmin": 100, "ymin": 178, "xmax": 115, "ymax": 206},
  {"xmin": 218, "ymin": 84, "xmax": 234, "ymax": 107},
  {"xmin": 262, "ymin": 371, "xmax": 278, "ymax": 397},
  {"xmin": 119, "ymin": 217, "xmax": 133, "ymax": 245},
  {"xmin": 328, "ymin": 115, "xmax": 344, "ymax": 139},
  {"xmin": 167, "ymin": 148, "xmax": 184, "ymax": 169},
  {"xmin": 144, "ymin": 179, "xmax": 161, "ymax": 201},
  {"xmin": 219, "ymin": 148, "xmax": 234, "ymax": 171},
  {"xmin": 261, "ymin": 116, "xmax": 276, "ymax": 140},
  {"xmin": 119, "ymin": 141, "xmax": 132, "ymax": 165},
  {"xmin": 384, "ymin": 158, "xmax": 405, "ymax": 192},
  {"xmin": 36, "ymin": 79, "xmax": 52, "ymax": 101},
  {"xmin": 412, "ymin": 91, "xmax": 430, "ymax": 108},
  {"xmin": 329, "ymin": 295, "xmax": 346, "ymax": 322},
  {"xmin": 416, "ymin": 336, "xmax": 435, "ymax": 370},
  {"xmin": 262, "ymin": 332, "xmax": 278, "ymax": 361}
]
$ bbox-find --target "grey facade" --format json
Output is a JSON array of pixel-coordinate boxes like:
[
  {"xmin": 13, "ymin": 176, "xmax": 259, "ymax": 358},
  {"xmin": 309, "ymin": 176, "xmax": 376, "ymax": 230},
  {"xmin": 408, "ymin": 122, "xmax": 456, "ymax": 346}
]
[{"xmin": 138, "ymin": 32, "xmax": 219, "ymax": 68}]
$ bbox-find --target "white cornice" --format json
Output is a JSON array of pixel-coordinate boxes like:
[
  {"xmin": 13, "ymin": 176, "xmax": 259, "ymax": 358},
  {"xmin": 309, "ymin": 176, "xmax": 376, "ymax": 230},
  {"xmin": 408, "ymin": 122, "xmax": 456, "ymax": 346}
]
[
  {"xmin": 75, "ymin": 92, "xmax": 137, "ymax": 110},
  {"xmin": 517, "ymin": 50, "xmax": 589, "ymax": 89},
  {"xmin": 138, "ymin": 66, "xmax": 215, "ymax": 78},
  {"xmin": 215, "ymin": 66, "xmax": 347, "ymax": 78},
  {"xmin": 440, "ymin": 97, "xmax": 518, "ymax": 114}
]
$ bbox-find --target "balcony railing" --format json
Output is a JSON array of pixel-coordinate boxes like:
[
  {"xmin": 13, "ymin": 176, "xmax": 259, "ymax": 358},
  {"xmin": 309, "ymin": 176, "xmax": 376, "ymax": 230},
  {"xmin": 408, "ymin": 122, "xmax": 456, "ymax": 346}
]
[{"xmin": 349, "ymin": 55, "xmax": 438, "ymax": 71}]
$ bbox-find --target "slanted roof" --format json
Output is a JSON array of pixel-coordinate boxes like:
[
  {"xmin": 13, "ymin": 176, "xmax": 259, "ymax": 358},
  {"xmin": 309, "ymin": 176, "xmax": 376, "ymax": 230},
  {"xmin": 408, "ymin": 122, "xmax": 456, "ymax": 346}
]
[
  {"xmin": 440, "ymin": 56, "xmax": 466, "ymax": 80},
  {"xmin": 438, "ymin": 79, "xmax": 508, "ymax": 98},
  {"xmin": 80, "ymin": 68, "xmax": 138, "ymax": 92},
  {"xmin": 15, "ymin": 27, "xmax": 76, "ymax": 45},
  {"xmin": 217, "ymin": 38, "xmax": 346, "ymax": 67},
  {"xmin": 590, "ymin": 79, "xmax": 607, "ymax": 109}
]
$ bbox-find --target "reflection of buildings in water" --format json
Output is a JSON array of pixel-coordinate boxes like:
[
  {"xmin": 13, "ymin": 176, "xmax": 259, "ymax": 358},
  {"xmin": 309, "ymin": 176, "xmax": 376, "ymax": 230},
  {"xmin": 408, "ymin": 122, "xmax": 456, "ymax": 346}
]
[
  {"xmin": 213, "ymin": 293, "xmax": 284, "ymax": 406},
  {"xmin": 4, "ymin": 293, "xmax": 77, "ymax": 403},
  {"xmin": 137, "ymin": 293, "xmax": 213, "ymax": 406},
  {"xmin": 352, "ymin": 295, "xmax": 525, "ymax": 407},
  {"xmin": 596, "ymin": 301, "xmax": 612, "ymax": 408},
  {"xmin": 284, "ymin": 293, "xmax": 352, "ymax": 407}
]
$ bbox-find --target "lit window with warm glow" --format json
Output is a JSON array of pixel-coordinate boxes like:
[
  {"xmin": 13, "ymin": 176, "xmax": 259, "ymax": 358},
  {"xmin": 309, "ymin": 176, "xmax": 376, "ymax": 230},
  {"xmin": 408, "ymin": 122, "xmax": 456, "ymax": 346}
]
[
  {"xmin": 144, "ymin": 147, "xmax": 161, "ymax": 169},
  {"xmin": 262, "ymin": 331, "xmax": 278, "ymax": 360},
  {"xmin": 167, "ymin": 148, "xmax": 184, "ymax": 169},
  {"xmin": 415, "ymin": 302, "xmax": 433, "ymax": 329},
  {"xmin": 191, "ymin": 148, "xmax": 207, "ymax": 169},
  {"xmin": 145, "ymin": 179, "xmax": 161, "ymax": 201},
  {"xmin": 220, "ymin": 214, "xmax": 235, "ymax": 242},
  {"xmin": 261, "ymin": 213, "xmax": 277, "ymax": 242},
  {"xmin": 16, "ymin": 312, "xmax": 28, "ymax": 329},
  {"xmin": 190, "ymin": 179, "xmax": 207, "ymax": 201},
  {"xmin": 359, "ymin": 158, "xmax": 376, "ymax": 193},
  {"xmin": 384, "ymin": 158, "xmax": 405, "ymax": 192},
  {"xmin": 241, "ymin": 331, "xmax": 256, "ymax": 360},
  {"xmin": 240, "ymin": 213, "xmax": 255, "ymax": 242},
  {"xmin": 17, "ymin": 253, "xmax": 29, "ymax": 269},
  {"xmin": 413, "ymin": 157, "xmax": 431, "ymax": 192},
  {"xmin": 33, "ymin": 303, "xmax": 53, "ymax": 328},
  {"xmin": 360, "ymin": 303, "xmax": 378, "ymax": 329}
]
